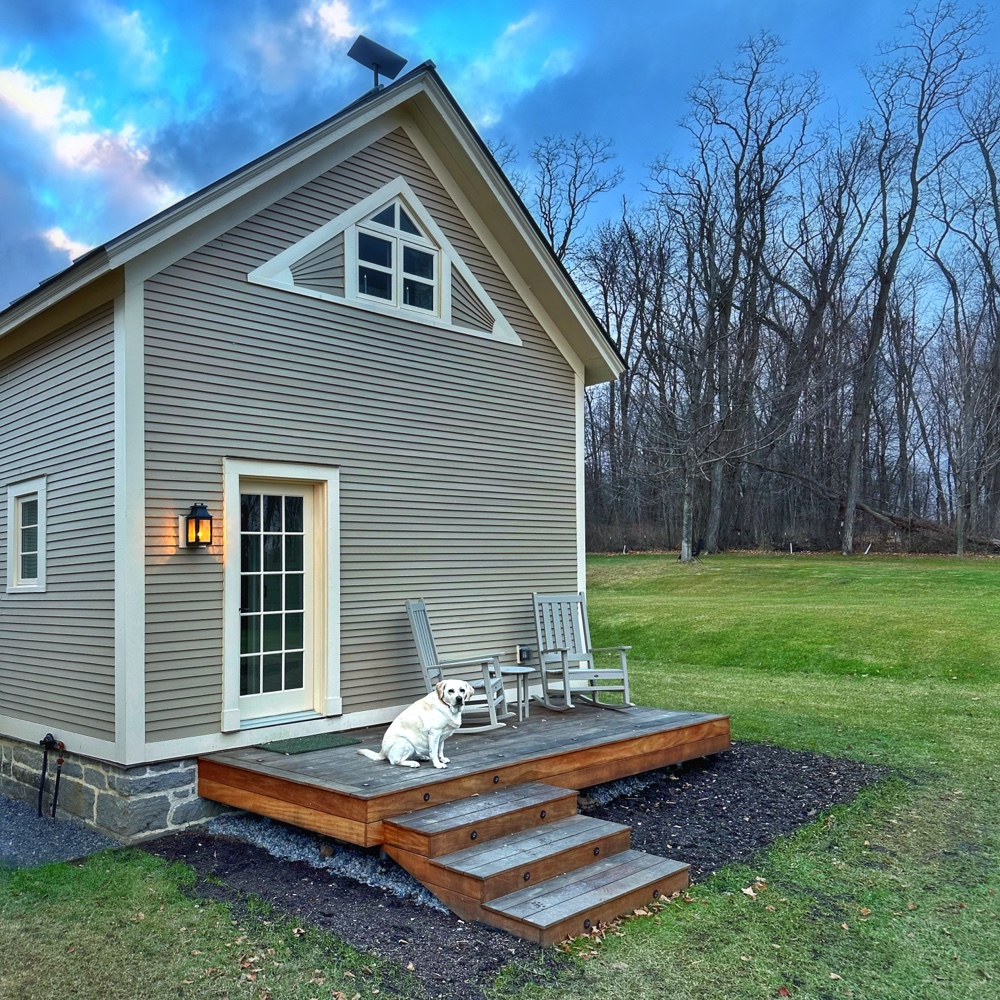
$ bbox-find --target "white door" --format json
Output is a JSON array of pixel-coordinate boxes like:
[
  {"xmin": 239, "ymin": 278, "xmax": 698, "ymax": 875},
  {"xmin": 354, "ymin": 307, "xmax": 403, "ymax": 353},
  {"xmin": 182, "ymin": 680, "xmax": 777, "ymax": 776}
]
[{"xmin": 237, "ymin": 481, "xmax": 314, "ymax": 721}]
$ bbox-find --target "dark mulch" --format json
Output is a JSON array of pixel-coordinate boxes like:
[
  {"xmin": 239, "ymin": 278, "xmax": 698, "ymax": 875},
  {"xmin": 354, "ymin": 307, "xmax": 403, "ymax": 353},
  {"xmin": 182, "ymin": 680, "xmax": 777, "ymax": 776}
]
[{"xmin": 147, "ymin": 742, "xmax": 888, "ymax": 1000}]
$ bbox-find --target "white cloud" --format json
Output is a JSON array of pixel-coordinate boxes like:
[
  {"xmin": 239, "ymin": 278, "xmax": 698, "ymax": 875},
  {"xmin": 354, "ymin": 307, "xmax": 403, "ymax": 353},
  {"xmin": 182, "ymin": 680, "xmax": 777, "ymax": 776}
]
[
  {"xmin": 88, "ymin": 2, "xmax": 162, "ymax": 83},
  {"xmin": 455, "ymin": 13, "xmax": 577, "ymax": 129},
  {"xmin": 308, "ymin": 1, "xmax": 361, "ymax": 42},
  {"xmin": 0, "ymin": 68, "xmax": 90, "ymax": 132},
  {"xmin": 43, "ymin": 227, "xmax": 93, "ymax": 263}
]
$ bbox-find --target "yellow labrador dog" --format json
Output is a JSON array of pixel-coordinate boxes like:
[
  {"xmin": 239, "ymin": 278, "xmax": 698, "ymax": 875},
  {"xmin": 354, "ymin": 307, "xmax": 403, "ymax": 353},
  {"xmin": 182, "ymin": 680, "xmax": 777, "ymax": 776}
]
[{"xmin": 356, "ymin": 679, "xmax": 475, "ymax": 769}]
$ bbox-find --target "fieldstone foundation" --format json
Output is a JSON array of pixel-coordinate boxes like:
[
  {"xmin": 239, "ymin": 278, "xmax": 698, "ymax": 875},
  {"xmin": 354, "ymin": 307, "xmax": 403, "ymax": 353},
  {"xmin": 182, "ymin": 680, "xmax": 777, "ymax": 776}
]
[{"xmin": 0, "ymin": 735, "xmax": 229, "ymax": 842}]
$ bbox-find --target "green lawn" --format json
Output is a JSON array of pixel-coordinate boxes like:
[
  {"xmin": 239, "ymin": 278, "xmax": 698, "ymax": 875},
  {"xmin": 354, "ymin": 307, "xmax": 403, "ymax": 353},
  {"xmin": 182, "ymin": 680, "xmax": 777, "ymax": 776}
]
[
  {"xmin": 2, "ymin": 553, "xmax": 998, "ymax": 1000},
  {"xmin": 517, "ymin": 554, "xmax": 1000, "ymax": 1000}
]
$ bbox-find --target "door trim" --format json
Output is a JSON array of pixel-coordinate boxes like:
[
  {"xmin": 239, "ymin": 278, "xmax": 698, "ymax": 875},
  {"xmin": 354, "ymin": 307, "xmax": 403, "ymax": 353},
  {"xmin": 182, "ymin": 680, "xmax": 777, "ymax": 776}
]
[{"xmin": 222, "ymin": 459, "xmax": 341, "ymax": 732}]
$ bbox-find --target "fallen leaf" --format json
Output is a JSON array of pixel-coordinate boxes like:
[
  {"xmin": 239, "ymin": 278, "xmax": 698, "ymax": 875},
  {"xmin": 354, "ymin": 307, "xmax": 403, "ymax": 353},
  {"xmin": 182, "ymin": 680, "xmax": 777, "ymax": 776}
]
[
  {"xmin": 907, "ymin": 902, "xmax": 917, "ymax": 911},
  {"xmin": 841, "ymin": 923, "xmax": 849, "ymax": 930},
  {"xmin": 741, "ymin": 887, "xmax": 757, "ymax": 899},
  {"xmin": 778, "ymin": 989, "xmax": 792, "ymax": 998},
  {"xmin": 406, "ymin": 962, "xmax": 414, "ymax": 972},
  {"xmin": 860, "ymin": 908, "xmax": 872, "ymax": 917},
  {"xmin": 765, "ymin": 904, "xmax": 776, "ymax": 912},
  {"xmin": 830, "ymin": 973, "xmax": 843, "ymax": 980}
]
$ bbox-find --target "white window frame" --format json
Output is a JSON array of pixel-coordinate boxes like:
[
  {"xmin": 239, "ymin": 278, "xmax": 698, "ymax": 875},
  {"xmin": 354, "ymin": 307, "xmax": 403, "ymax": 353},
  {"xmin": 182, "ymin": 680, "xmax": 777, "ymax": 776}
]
[
  {"xmin": 6, "ymin": 477, "xmax": 47, "ymax": 593},
  {"xmin": 352, "ymin": 200, "xmax": 440, "ymax": 317},
  {"xmin": 247, "ymin": 176, "xmax": 521, "ymax": 346},
  {"xmin": 221, "ymin": 460, "xmax": 341, "ymax": 732}
]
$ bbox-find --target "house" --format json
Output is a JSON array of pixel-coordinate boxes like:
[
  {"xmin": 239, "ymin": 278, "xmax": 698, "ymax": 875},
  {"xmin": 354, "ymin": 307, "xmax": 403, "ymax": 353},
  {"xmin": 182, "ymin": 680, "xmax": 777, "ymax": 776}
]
[{"xmin": 0, "ymin": 63, "xmax": 624, "ymax": 840}]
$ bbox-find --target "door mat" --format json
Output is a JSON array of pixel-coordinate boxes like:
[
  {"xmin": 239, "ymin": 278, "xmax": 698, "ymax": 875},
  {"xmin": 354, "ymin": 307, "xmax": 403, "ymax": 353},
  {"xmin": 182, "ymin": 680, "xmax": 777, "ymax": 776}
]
[{"xmin": 257, "ymin": 733, "xmax": 362, "ymax": 755}]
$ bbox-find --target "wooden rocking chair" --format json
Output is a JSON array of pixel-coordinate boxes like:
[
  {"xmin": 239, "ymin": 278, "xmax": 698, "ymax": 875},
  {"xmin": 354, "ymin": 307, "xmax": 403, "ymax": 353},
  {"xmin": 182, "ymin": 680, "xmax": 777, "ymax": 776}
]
[
  {"xmin": 404, "ymin": 599, "xmax": 511, "ymax": 732},
  {"xmin": 531, "ymin": 591, "xmax": 633, "ymax": 711}
]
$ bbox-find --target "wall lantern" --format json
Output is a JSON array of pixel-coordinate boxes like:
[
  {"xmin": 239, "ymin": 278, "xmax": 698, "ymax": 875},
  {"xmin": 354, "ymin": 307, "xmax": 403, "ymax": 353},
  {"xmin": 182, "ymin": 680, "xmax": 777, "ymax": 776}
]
[{"xmin": 184, "ymin": 502, "xmax": 213, "ymax": 547}]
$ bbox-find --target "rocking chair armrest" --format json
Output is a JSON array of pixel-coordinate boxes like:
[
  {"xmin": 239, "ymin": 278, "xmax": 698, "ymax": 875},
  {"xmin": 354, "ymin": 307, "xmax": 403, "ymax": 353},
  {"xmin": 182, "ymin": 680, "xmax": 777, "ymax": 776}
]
[
  {"xmin": 429, "ymin": 654, "xmax": 503, "ymax": 673},
  {"xmin": 591, "ymin": 645, "xmax": 632, "ymax": 653}
]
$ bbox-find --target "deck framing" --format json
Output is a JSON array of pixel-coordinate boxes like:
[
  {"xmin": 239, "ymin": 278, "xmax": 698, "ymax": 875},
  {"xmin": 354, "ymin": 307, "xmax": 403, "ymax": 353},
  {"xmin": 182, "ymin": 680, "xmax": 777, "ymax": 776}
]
[{"xmin": 198, "ymin": 706, "xmax": 731, "ymax": 848}]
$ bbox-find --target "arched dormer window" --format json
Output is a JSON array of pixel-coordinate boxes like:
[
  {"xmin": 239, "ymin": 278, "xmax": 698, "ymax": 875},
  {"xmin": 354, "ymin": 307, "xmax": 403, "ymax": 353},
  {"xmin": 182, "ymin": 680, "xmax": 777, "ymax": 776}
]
[{"xmin": 353, "ymin": 200, "xmax": 438, "ymax": 314}]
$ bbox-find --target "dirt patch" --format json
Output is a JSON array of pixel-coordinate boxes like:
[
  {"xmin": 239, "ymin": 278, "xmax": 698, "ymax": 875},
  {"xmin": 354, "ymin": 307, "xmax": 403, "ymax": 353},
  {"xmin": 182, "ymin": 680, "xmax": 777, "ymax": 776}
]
[{"xmin": 147, "ymin": 742, "xmax": 887, "ymax": 1000}]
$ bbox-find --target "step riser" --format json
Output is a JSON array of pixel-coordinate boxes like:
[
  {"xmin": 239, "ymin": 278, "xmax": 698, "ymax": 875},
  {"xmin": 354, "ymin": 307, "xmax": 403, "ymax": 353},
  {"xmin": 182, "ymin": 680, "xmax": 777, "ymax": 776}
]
[
  {"xmin": 399, "ymin": 827, "xmax": 632, "ymax": 902},
  {"xmin": 534, "ymin": 865, "xmax": 689, "ymax": 945},
  {"xmin": 424, "ymin": 864, "xmax": 689, "ymax": 945},
  {"xmin": 383, "ymin": 792, "xmax": 579, "ymax": 857}
]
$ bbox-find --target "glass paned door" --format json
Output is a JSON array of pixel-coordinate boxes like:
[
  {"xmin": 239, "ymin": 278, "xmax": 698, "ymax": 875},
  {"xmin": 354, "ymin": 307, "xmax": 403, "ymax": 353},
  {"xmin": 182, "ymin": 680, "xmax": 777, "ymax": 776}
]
[{"xmin": 238, "ymin": 485, "xmax": 313, "ymax": 720}]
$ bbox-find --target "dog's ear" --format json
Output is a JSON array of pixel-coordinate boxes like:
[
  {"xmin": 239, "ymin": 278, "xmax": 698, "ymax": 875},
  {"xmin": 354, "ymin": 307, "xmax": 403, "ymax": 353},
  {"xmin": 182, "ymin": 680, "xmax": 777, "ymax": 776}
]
[
  {"xmin": 464, "ymin": 682, "xmax": 475, "ymax": 701},
  {"xmin": 435, "ymin": 680, "xmax": 447, "ymax": 703}
]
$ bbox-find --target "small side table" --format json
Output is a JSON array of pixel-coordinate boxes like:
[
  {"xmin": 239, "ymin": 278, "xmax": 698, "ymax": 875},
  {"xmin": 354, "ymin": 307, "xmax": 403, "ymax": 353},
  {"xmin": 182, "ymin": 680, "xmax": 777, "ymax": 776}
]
[{"xmin": 499, "ymin": 665, "xmax": 534, "ymax": 722}]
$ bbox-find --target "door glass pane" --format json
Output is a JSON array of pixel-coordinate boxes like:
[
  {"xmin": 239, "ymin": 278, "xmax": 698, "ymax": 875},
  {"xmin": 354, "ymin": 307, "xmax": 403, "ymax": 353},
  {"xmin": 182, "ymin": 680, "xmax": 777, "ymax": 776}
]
[
  {"xmin": 285, "ymin": 496, "xmax": 303, "ymax": 532},
  {"xmin": 240, "ymin": 615, "xmax": 261, "ymax": 655},
  {"xmin": 285, "ymin": 652, "xmax": 304, "ymax": 690},
  {"xmin": 359, "ymin": 266, "xmax": 392, "ymax": 299},
  {"xmin": 285, "ymin": 612, "xmax": 304, "ymax": 651},
  {"xmin": 241, "ymin": 535, "xmax": 260, "ymax": 573},
  {"xmin": 263, "ymin": 535, "xmax": 282, "ymax": 572},
  {"xmin": 358, "ymin": 233, "xmax": 392, "ymax": 267},
  {"xmin": 285, "ymin": 574, "xmax": 303, "ymax": 611},
  {"xmin": 241, "ymin": 576, "xmax": 260, "ymax": 613},
  {"xmin": 263, "ymin": 495, "xmax": 283, "ymax": 532},
  {"xmin": 262, "ymin": 613, "xmax": 282, "ymax": 652},
  {"xmin": 285, "ymin": 535, "xmax": 303, "ymax": 572},
  {"xmin": 403, "ymin": 246, "xmax": 434, "ymax": 279},
  {"xmin": 262, "ymin": 574, "xmax": 282, "ymax": 611},
  {"xmin": 403, "ymin": 278, "xmax": 434, "ymax": 310},
  {"xmin": 240, "ymin": 494, "xmax": 260, "ymax": 532},
  {"xmin": 262, "ymin": 654, "xmax": 283, "ymax": 692},
  {"xmin": 240, "ymin": 656, "xmax": 261, "ymax": 696}
]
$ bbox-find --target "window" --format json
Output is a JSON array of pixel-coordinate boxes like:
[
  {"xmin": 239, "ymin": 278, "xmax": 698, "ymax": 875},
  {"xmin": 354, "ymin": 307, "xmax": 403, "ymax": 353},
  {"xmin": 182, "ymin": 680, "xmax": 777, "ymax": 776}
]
[
  {"xmin": 6, "ymin": 477, "xmax": 46, "ymax": 593},
  {"xmin": 354, "ymin": 200, "xmax": 438, "ymax": 314}
]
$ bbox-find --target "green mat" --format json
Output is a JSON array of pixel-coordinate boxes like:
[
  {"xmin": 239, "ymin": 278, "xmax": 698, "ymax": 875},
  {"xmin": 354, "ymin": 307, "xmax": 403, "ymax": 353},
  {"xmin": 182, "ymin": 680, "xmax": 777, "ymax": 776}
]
[{"xmin": 257, "ymin": 733, "xmax": 362, "ymax": 755}]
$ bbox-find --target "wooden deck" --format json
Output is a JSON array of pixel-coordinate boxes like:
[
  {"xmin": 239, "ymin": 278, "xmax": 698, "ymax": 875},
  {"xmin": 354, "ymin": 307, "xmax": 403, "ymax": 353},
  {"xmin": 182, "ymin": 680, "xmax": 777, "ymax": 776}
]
[{"xmin": 198, "ymin": 705, "xmax": 731, "ymax": 848}]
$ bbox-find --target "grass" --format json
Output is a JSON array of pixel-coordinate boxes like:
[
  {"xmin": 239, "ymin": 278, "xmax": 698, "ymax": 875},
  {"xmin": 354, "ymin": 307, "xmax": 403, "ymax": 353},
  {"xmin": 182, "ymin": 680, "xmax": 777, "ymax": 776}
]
[
  {"xmin": 2, "ymin": 552, "xmax": 998, "ymax": 999},
  {"xmin": 0, "ymin": 849, "xmax": 417, "ymax": 1000},
  {"xmin": 509, "ymin": 553, "xmax": 1000, "ymax": 1000}
]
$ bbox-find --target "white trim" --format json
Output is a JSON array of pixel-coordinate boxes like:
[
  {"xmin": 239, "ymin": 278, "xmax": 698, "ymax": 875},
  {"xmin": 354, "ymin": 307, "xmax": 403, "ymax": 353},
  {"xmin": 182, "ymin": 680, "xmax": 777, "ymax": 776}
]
[
  {"xmin": 222, "ymin": 460, "xmax": 341, "ymax": 732},
  {"xmin": 248, "ymin": 176, "xmax": 521, "ymax": 346},
  {"xmin": 143, "ymin": 702, "xmax": 407, "ymax": 762},
  {"xmin": 5, "ymin": 477, "xmax": 47, "ymax": 593},
  {"xmin": 114, "ymin": 286, "xmax": 146, "ymax": 764},
  {"xmin": 0, "ymin": 713, "xmax": 118, "ymax": 762},
  {"xmin": 576, "ymin": 372, "xmax": 587, "ymax": 593},
  {"xmin": 400, "ymin": 121, "xmax": 585, "ymax": 378}
]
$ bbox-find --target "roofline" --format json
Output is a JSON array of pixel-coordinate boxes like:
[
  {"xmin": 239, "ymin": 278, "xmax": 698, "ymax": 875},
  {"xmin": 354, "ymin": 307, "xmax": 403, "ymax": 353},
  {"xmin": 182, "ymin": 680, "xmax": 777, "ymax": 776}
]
[{"xmin": 1, "ymin": 61, "xmax": 625, "ymax": 379}]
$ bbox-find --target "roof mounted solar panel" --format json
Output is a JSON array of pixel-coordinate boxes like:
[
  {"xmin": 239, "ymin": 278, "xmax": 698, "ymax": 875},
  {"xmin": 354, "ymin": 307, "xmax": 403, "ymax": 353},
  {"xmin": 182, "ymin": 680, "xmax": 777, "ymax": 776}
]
[{"xmin": 348, "ymin": 36, "xmax": 407, "ymax": 91}]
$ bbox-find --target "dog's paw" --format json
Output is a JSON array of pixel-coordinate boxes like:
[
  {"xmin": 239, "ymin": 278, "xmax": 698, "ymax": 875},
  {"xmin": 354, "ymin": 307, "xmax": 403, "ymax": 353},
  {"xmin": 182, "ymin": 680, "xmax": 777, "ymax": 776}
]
[
  {"xmin": 400, "ymin": 760, "xmax": 420, "ymax": 768},
  {"xmin": 433, "ymin": 760, "xmax": 448, "ymax": 769},
  {"xmin": 439, "ymin": 756, "xmax": 450, "ymax": 764}
]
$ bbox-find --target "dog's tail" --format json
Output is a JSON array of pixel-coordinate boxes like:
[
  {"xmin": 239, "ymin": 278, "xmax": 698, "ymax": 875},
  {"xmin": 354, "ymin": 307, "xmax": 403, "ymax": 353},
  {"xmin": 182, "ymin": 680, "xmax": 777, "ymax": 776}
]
[{"xmin": 356, "ymin": 748, "xmax": 386, "ymax": 761}]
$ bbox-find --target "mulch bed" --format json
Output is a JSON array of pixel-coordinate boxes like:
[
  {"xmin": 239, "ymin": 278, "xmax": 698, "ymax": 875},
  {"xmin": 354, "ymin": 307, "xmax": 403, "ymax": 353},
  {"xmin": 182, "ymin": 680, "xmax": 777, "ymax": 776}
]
[{"xmin": 147, "ymin": 742, "xmax": 888, "ymax": 1000}]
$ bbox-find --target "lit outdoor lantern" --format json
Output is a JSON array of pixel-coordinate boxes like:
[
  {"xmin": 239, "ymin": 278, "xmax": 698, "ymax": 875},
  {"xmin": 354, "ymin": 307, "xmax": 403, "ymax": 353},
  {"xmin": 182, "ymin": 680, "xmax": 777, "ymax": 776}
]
[{"xmin": 184, "ymin": 502, "xmax": 213, "ymax": 547}]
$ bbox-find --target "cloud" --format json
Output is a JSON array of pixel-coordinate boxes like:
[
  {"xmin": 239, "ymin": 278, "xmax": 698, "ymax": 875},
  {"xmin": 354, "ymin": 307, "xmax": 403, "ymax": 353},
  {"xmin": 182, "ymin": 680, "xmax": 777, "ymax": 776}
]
[
  {"xmin": 87, "ymin": 2, "xmax": 162, "ymax": 84},
  {"xmin": 43, "ymin": 226, "xmax": 93, "ymax": 263},
  {"xmin": 306, "ymin": 0, "xmax": 361, "ymax": 42},
  {"xmin": 451, "ymin": 12, "xmax": 578, "ymax": 129},
  {"xmin": 0, "ymin": 67, "xmax": 89, "ymax": 132}
]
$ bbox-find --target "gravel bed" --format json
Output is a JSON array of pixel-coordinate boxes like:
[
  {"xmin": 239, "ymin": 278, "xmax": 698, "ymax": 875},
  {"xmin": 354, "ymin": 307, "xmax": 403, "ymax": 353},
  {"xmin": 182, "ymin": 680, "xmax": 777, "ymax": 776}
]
[
  {"xmin": 146, "ymin": 741, "xmax": 889, "ymax": 1000},
  {"xmin": 0, "ymin": 794, "xmax": 116, "ymax": 868}
]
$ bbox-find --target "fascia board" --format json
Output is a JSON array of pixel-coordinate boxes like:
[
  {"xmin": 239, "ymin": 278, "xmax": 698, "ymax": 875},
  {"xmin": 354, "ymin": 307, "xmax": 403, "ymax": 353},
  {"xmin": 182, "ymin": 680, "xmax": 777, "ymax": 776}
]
[{"xmin": 404, "ymin": 84, "xmax": 625, "ymax": 386}]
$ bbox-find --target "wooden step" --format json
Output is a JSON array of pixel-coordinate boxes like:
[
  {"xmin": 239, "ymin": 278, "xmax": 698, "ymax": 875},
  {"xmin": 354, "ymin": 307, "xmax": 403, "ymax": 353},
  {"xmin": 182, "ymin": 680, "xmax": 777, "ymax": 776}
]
[
  {"xmin": 483, "ymin": 850, "xmax": 690, "ymax": 945},
  {"xmin": 401, "ymin": 815, "xmax": 632, "ymax": 902},
  {"xmin": 382, "ymin": 782, "xmax": 579, "ymax": 857}
]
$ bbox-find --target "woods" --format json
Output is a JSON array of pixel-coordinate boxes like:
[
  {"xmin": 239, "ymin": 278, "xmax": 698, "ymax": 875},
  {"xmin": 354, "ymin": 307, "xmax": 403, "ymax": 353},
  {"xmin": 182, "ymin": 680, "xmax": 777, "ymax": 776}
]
[{"xmin": 512, "ymin": 2, "xmax": 1000, "ymax": 557}]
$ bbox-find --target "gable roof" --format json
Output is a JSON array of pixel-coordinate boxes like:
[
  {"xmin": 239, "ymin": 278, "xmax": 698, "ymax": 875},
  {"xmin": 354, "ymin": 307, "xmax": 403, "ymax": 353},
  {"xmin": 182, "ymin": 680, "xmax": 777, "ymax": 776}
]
[{"xmin": 0, "ymin": 63, "xmax": 624, "ymax": 385}]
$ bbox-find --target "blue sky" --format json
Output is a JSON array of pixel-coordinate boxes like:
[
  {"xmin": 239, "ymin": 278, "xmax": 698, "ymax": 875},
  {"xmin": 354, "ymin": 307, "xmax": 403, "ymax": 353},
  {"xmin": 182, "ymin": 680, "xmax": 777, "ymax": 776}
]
[{"xmin": 1, "ymin": 0, "xmax": 996, "ymax": 308}]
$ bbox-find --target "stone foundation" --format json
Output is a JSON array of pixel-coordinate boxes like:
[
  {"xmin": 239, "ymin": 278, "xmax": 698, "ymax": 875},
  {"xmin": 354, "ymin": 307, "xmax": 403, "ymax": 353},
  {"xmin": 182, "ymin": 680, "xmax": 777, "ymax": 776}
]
[{"xmin": 0, "ymin": 735, "xmax": 229, "ymax": 842}]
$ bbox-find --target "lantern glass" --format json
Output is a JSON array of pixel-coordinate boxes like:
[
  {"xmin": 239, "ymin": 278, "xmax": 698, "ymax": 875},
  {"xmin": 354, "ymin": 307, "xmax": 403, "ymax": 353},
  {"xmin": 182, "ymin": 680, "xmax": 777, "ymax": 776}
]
[{"xmin": 185, "ymin": 503, "xmax": 213, "ymax": 547}]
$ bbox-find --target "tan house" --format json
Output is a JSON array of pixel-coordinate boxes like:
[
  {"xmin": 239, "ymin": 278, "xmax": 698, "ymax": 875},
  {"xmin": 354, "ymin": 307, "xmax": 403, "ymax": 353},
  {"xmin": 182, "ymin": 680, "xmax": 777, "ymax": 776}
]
[{"xmin": 0, "ymin": 64, "xmax": 624, "ymax": 839}]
